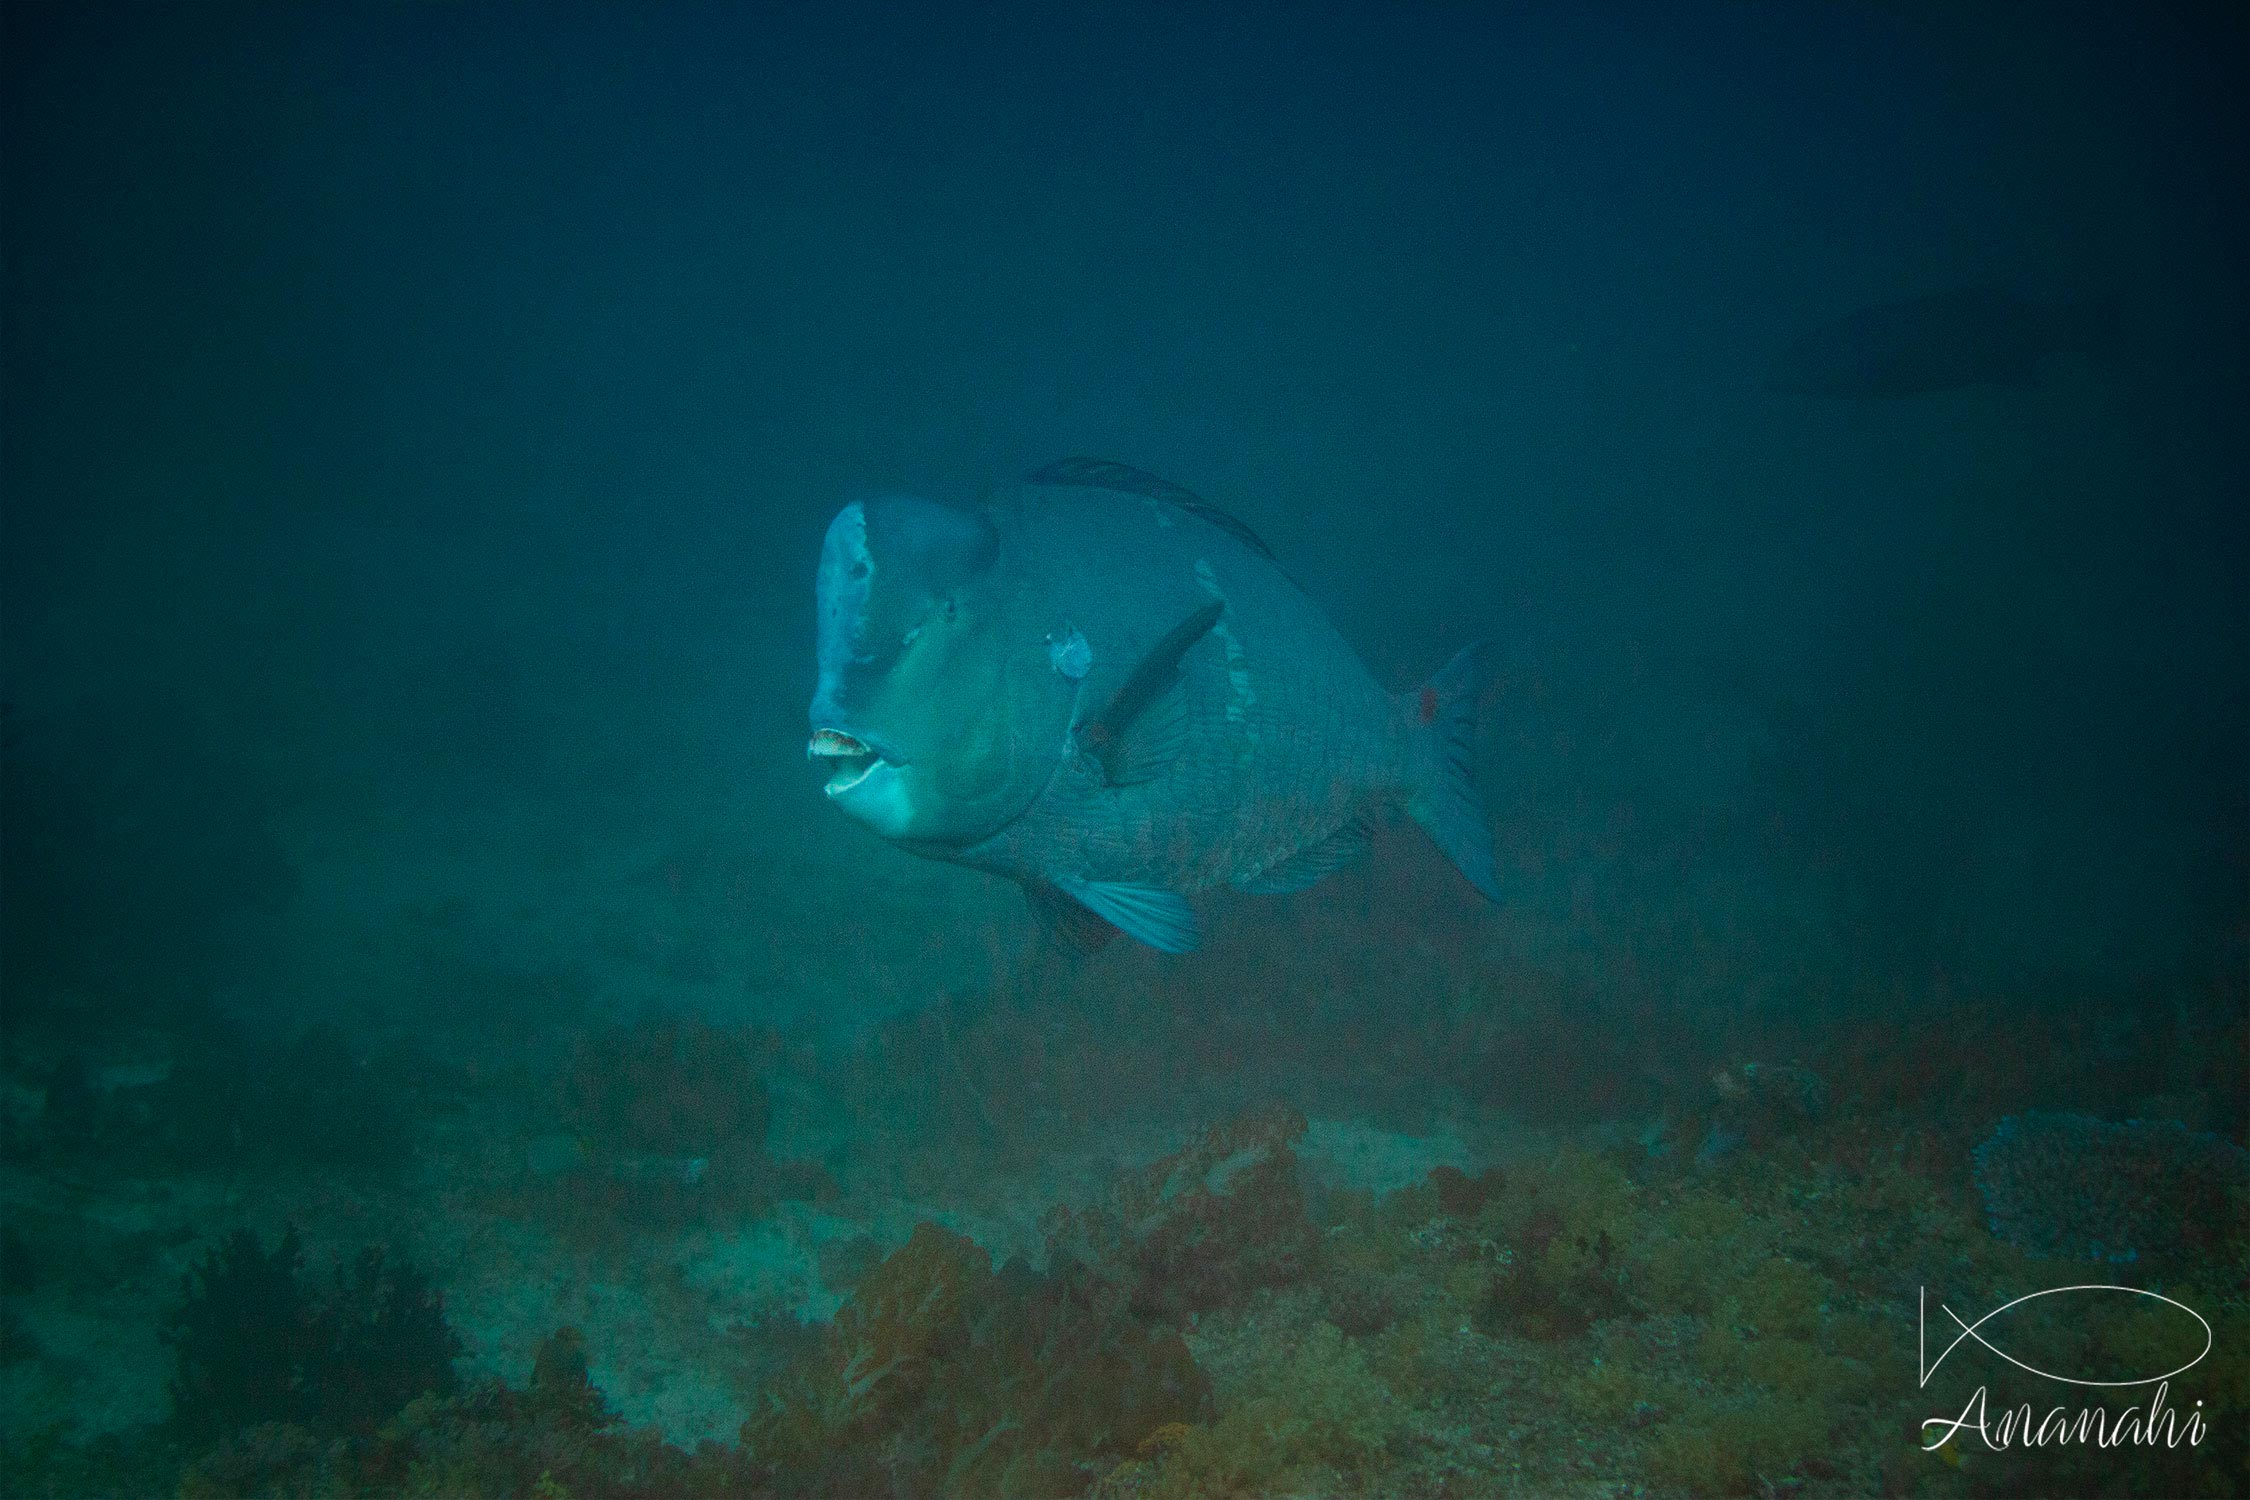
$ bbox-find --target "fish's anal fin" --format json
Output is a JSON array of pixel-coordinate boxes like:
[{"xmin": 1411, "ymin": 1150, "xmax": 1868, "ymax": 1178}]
[
  {"xmin": 1233, "ymin": 817, "xmax": 1373, "ymax": 894},
  {"xmin": 1024, "ymin": 879, "xmax": 1118, "ymax": 954},
  {"xmin": 1077, "ymin": 600, "xmax": 1222, "ymax": 786},
  {"xmin": 1054, "ymin": 876, "xmax": 1199, "ymax": 953}
]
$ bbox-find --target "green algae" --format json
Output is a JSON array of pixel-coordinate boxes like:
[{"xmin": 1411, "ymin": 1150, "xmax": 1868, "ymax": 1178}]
[{"xmin": 1123, "ymin": 1322, "xmax": 1408, "ymax": 1500}]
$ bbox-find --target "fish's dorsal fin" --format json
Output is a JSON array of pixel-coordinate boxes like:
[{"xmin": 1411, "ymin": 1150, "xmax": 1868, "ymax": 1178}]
[
  {"xmin": 1025, "ymin": 458, "xmax": 1276, "ymax": 560},
  {"xmin": 1077, "ymin": 599, "xmax": 1222, "ymax": 786}
]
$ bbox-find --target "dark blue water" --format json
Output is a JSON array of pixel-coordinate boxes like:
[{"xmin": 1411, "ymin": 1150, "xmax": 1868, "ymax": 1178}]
[{"xmin": 4, "ymin": 4, "xmax": 2243, "ymax": 1494}]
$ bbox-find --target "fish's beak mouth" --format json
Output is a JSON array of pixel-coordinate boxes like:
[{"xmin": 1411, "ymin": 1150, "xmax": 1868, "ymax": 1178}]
[{"xmin": 809, "ymin": 728, "xmax": 884, "ymax": 796}]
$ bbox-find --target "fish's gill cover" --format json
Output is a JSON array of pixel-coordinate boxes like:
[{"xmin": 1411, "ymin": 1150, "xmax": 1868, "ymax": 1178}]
[{"xmin": 1971, "ymin": 1111, "xmax": 2250, "ymax": 1263}]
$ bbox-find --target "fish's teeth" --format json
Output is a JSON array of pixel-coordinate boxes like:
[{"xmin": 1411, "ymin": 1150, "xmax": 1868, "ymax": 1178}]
[
  {"xmin": 811, "ymin": 726, "xmax": 880, "ymax": 795},
  {"xmin": 809, "ymin": 728, "xmax": 871, "ymax": 759}
]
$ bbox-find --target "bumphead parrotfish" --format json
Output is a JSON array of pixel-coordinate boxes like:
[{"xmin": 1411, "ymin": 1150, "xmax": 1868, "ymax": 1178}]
[{"xmin": 808, "ymin": 459, "xmax": 1502, "ymax": 953}]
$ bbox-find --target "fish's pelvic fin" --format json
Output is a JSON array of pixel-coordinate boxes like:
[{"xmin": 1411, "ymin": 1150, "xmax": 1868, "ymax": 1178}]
[
  {"xmin": 1053, "ymin": 876, "xmax": 1200, "ymax": 953},
  {"xmin": 1077, "ymin": 600, "xmax": 1222, "ymax": 786},
  {"xmin": 1024, "ymin": 879, "xmax": 1119, "ymax": 954},
  {"xmin": 1402, "ymin": 642, "xmax": 1503, "ymax": 905},
  {"xmin": 1234, "ymin": 817, "xmax": 1373, "ymax": 894}
]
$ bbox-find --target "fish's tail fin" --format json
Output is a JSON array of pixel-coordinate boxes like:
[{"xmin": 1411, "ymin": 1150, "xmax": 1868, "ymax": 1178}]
[{"xmin": 1400, "ymin": 641, "xmax": 1503, "ymax": 905}]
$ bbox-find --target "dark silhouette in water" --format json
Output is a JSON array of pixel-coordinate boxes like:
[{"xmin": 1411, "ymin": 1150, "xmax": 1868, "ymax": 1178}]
[{"xmin": 1767, "ymin": 286, "xmax": 2121, "ymax": 397}]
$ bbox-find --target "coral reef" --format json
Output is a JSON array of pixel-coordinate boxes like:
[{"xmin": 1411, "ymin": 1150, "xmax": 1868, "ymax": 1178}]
[
  {"xmin": 1191, "ymin": 1147, "xmax": 1915, "ymax": 1497},
  {"xmin": 1045, "ymin": 1104, "xmax": 1319, "ymax": 1322},
  {"xmin": 1972, "ymin": 1110, "xmax": 2250, "ymax": 1262},
  {"xmin": 1456, "ymin": 1148, "xmax": 1635, "ymax": 1338},
  {"xmin": 166, "ymin": 1227, "xmax": 320, "ymax": 1441},
  {"xmin": 174, "ymin": 1325, "xmax": 756, "ymax": 1499},
  {"xmin": 165, "ymin": 1226, "xmax": 460, "ymax": 1442},
  {"xmin": 1694, "ymin": 1059, "xmax": 1829, "ymax": 1164},
  {"xmin": 744, "ymin": 1222, "xmax": 994, "ymax": 1471},
  {"xmin": 10, "ymin": 1019, "xmax": 2244, "ymax": 1500},
  {"xmin": 744, "ymin": 1222, "xmax": 1210, "ymax": 1498},
  {"xmin": 1123, "ymin": 1322, "xmax": 1407, "ymax": 1498}
]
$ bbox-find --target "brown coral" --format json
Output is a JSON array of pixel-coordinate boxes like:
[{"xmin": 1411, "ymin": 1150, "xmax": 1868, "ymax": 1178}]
[
  {"xmin": 744, "ymin": 1222, "xmax": 992, "ymax": 1470},
  {"xmin": 744, "ymin": 1223, "xmax": 1208, "ymax": 1499},
  {"xmin": 1046, "ymin": 1104, "xmax": 1319, "ymax": 1323}
]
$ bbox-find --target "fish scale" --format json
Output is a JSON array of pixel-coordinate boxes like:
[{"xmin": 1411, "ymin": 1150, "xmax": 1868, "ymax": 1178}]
[{"xmin": 952, "ymin": 479, "xmax": 1419, "ymax": 901}]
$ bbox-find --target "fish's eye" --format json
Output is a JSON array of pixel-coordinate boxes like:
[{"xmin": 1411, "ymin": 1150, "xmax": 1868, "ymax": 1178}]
[
  {"xmin": 941, "ymin": 597, "xmax": 957, "ymax": 622},
  {"xmin": 848, "ymin": 561, "xmax": 869, "ymax": 580}
]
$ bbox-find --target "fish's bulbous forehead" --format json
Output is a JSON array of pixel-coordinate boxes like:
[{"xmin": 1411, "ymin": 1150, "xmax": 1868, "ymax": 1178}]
[
  {"xmin": 855, "ymin": 493, "xmax": 999, "ymax": 586},
  {"xmin": 815, "ymin": 501, "xmax": 873, "ymax": 657},
  {"xmin": 816, "ymin": 493, "xmax": 997, "ymax": 613},
  {"xmin": 818, "ymin": 499, "xmax": 871, "ymax": 578},
  {"xmin": 813, "ymin": 494, "xmax": 1003, "ymax": 699}
]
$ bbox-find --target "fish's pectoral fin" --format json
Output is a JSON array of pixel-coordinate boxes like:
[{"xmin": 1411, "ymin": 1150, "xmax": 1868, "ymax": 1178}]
[
  {"xmin": 1053, "ymin": 876, "xmax": 1200, "ymax": 954},
  {"xmin": 1233, "ymin": 817, "xmax": 1373, "ymax": 894},
  {"xmin": 1023, "ymin": 879, "xmax": 1119, "ymax": 954},
  {"xmin": 1077, "ymin": 599, "xmax": 1222, "ymax": 786},
  {"xmin": 1097, "ymin": 678, "xmax": 1192, "ymax": 786}
]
